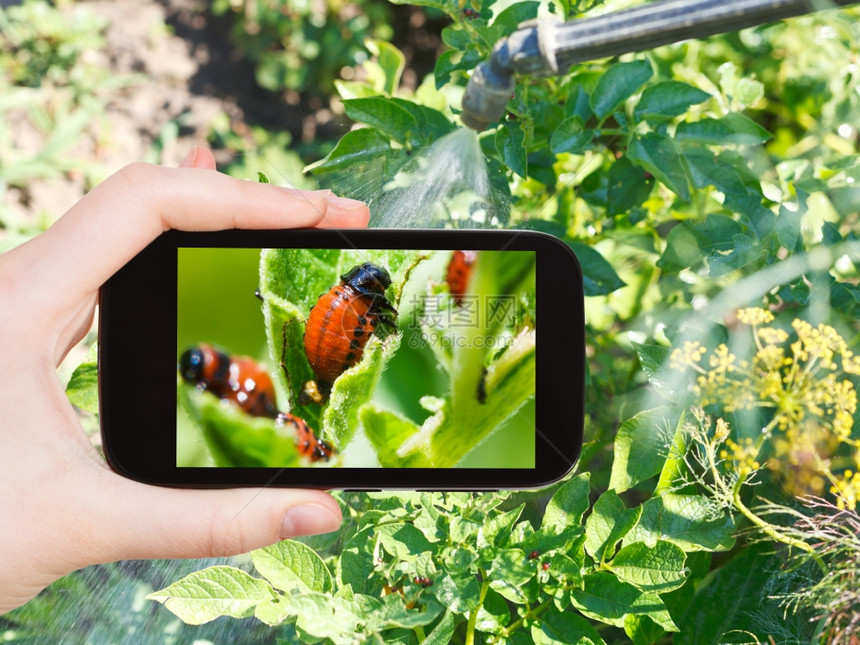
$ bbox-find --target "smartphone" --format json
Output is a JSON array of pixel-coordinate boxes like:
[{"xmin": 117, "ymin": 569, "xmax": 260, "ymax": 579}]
[{"xmin": 99, "ymin": 228, "xmax": 584, "ymax": 489}]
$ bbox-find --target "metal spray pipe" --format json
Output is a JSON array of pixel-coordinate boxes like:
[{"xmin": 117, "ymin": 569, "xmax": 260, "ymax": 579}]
[{"xmin": 460, "ymin": 0, "xmax": 858, "ymax": 131}]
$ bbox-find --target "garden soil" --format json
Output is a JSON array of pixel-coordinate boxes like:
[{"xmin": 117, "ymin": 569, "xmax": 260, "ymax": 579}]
[{"xmin": 5, "ymin": 0, "xmax": 343, "ymax": 225}]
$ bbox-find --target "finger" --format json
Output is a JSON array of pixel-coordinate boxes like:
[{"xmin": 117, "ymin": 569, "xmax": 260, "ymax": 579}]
[
  {"xmin": 179, "ymin": 146, "xmax": 217, "ymax": 170},
  {"xmin": 317, "ymin": 194, "xmax": 372, "ymax": 229},
  {"xmin": 85, "ymin": 475, "xmax": 343, "ymax": 564},
  {"xmin": 13, "ymin": 162, "xmax": 333, "ymax": 302}
]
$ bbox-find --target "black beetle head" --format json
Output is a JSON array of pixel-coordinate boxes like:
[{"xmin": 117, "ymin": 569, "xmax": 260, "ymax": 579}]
[{"xmin": 341, "ymin": 263, "xmax": 392, "ymax": 295}]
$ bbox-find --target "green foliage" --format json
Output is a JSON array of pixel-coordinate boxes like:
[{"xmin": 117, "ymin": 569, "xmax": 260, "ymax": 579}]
[
  {"xmin": 151, "ymin": 476, "xmax": 734, "ymax": 643},
  {"xmin": 211, "ymin": 0, "xmax": 393, "ymax": 96}
]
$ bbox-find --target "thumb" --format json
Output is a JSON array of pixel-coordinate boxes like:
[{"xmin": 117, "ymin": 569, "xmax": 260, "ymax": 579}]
[
  {"xmin": 86, "ymin": 474, "xmax": 342, "ymax": 564},
  {"xmin": 179, "ymin": 146, "xmax": 217, "ymax": 170}
]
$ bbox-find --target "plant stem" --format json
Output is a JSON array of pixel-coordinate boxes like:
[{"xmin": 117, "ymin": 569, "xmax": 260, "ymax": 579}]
[
  {"xmin": 465, "ymin": 576, "xmax": 491, "ymax": 645},
  {"xmin": 731, "ymin": 484, "xmax": 828, "ymax": 575}
]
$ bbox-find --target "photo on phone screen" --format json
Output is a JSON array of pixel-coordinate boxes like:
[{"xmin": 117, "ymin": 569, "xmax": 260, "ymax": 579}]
[{"xmin": 176, "ymin": 246, "xmax": 537, "ymax": 470}]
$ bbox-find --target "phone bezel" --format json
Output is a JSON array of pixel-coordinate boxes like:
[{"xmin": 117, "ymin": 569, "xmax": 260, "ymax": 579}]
[{"xmin": 99, "ymin": 228, "xmax": 584, "ymax": 490}]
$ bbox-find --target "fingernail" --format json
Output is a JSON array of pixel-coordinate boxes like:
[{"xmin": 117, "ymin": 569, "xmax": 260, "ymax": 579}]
[
  {"xmin": 283, "ymin": 188, "xmax": 330, "ymax": 206},
  {"xmin": 179, "ymin": 146, "xmax": 199, "ymax": 167},
  {"xmin": 280, "ymin": 503, "xmax": 341, "ymax": 539},
  {"xmin": 326, "ymin": 194, "xmax": 366, "ymax": 211}
]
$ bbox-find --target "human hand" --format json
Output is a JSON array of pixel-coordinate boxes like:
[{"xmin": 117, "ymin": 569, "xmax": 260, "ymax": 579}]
[{"xmin": 0, "ymin": 147, "xmax": 368, "ymax": 613}]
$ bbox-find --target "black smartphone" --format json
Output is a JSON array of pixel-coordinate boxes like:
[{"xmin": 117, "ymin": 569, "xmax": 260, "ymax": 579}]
[{"xmin": 99, "ymin": 228, "xmax": 584, "ymax": 490}]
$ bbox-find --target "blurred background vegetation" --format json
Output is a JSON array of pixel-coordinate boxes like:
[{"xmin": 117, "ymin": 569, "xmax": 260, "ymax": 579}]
[{"xmin": 1, "ymin": 0, "xmax": 859, "ymax": 641}]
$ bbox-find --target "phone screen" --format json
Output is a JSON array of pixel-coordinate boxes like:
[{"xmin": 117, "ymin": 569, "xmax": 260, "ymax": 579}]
[{"xmin": 176, "ymin": 247, "xmax": 537, "ymax": 470}]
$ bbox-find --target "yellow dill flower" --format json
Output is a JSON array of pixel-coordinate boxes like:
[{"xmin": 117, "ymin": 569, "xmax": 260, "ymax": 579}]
[
  {"xmin": 830, "ymin": 469, "xmax": 860, "ymax": 510},
  {"xmin": 757, "ymin": 327, "xmax": 789, "ymax": 345},
  {"xmin": 842, "ymin": 351, "xmax": 860, "ymax": 375},
  {"xmin": 709, "ymin": 344, "xmax": 736, "ymax": 372},
  {"xmin": 721, "ymin": 437, "xmax": 760, "ymax": 477},
  {"xmin": 755, "ymin": 344, "xmax": 788, "ymax": 372},
  {"xmin": 671, "ymin": 308, "xmax": 858, "ymax": 504},
  {"xmin": 737, "ymin": 307, "xmax": 774, "ymax": 326},
  {"xmin": 714, "ymin": 418, "xmax": 731, "ymax": 443},
  {"xmin": 792, "ymin": 320, "xmax": 845, "ymax": 370},
  {"xmin": 669, "ymin": 341, "xmax": 706, "ymax": 372}
]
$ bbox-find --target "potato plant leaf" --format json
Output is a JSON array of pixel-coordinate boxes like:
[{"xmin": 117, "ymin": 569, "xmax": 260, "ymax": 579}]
[
  {"xmin": 584, "ymin": 489, "xmax": 642, "ymax": 564},
  {"xmin": 633, "ymin": 80, "xmax": 712, "ymax": 121},
  {"xmin": 147, "ymin": 566, "xmax": 274, "ymax": 625},
  {"xmin": 178, "ymin": 385, "xmax": 301, "ymax": 467},
  {"xmin": 65, "ymin": 359, "xmax": 99, "ymax": 414},
  {"xmin": 570, "ymin": 572, "xmax": 677, "ymax": 631},
  {"xmin": 532, "ymin": 610, "xmax": 606, "ymax": 645},
  {"xmin": 590, "ymin": 59, "xmax": 654, "ymax": 122},
  {"xmin": 675, "ymin": 113, "xmax": 772, "ymax": 146},
  {"xmin": 608, "ymin": 540, "xmax": 687, "ymax": 593},
  {"xmin": 609, "ymin": 407, "xmax": 682, "ymax": 493},
  {"xmin": 627, "ymin": 133, "xmax": 691, "ymax": 201},
  {"xmin": 251, "ymin": 539, "xmax": 333, "ymax": 594},
  {"xmin": 624, "ymin": 493, "xmax": 736, "ymax": 552}
]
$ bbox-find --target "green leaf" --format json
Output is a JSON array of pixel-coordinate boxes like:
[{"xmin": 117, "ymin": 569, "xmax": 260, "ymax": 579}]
[
  {"xmin": 365, "ymin": 39, "xmax": 405, "ymax": 96},
  {"xmin": 321, "ymin": 335, "xmax": 400, "ymax": 450},
  {"xmin": 627, "ymin": 133, "xmax": 690, "ymax": 201},
  {"xmin": 305, "ymin": 127, "xmax": 392, "ymax": 173},
  {"xmin": 609, "ymin": 407, "xmax": 682, "ymax": 493},
  {"xmin": 608, "ymin": 540, "xmax": 687, "ymax": 593},
  {"xmin": 341, "ymin": 97, "xmax": 418, "ymax": 144},
  {"xmin": 654, "ymin": 411, "xmax": 693, "ymax": 495},
  {"xmin": 492, "ymin": 2, "xmax": 540, "ymax": 32},
  {"xmin": 361, "ymin": 405, "xmax": 431, "ymax": 467},
  {"xmin": 565, "ymin": 241, "xmax": 625, "ymax": 296},
  {"xmin": 656, "ymin": 214, "xmax": 745, "ymax": 274},
  {"xmin": 475, "ymin": 589, "xmax": 510, "ymax": 634},
  {"xmin": 775, "ymin": 197, "xmax": 807, "ymax": 252},
  {"xmin": 388, "ymin": 97, "xmax": 456, "ymax": 143},
  {"xmin": 550, "ymin": 116, "xmax": 594, "ymax": 155},
  {"xmin": 570, "ymin": 572, "xmax": 677, "ymax": 631},
  {"xmin": 488, "ymin": 548, "xmax": 538, "ymax": 603},
  {"xmin": 495, "ymin": 121, "xmax": 528, "ymax": 178},
  {"xmin": 590, "ymin": 60, "xmax": 653, "ymax": 121},
  {"xmin": 286, "ymin": 592, "xmax": 365, "ymax": 640},
  {"xmin": 532, "ymin": 609, "xmax": 606, "ymax": 645},
  {"xmin": 432, "ymin": 573, "xmax": 482, "ymax": 613},
  {"xmin": 543, "ymin": 473, "xmax": 591, "ymax": 533},
  {"xmin": 482, "ymin": 503, "xmax": 525, "ymax": 547},
  {"xmin": 368, "ymin": 594, "xmax": 444, "ymax": 631},
  {"xmin": 675, "ymin": 113, "xmax": 772, "ymax": 146},
  {"xmin": 584, "ymin": 490, "xmax": 642, "ymax": 564},
  {"xmin": 435, "ymin": 44, "xmax": 485, "ymax": 89},
  {"xmin": 65, "ymin": 359, "xmax": 98, "ymax": 414},
  {"xmin": 251, "ymin": 539, "xmax": 333, "ymax": 594},
  {"xmin": 624, "ymin": 493, "xmax": 735, "ymax": 552},
  {"xmin": 257, "ymin": 171, "xmax": 270, "ymax": 184},
  {"xmin": 633, "ymin": 81, "xmax": 712, "ymax": 121},
  {"xmin": 147, "ymin": 566, "xmax": 273, "ymax": 625},
  {"xmin": 631, "ymin": 343, "xmax": 681, "ymax": 403},
  {"xmin": 675, "ymin": 543, "xmax": 779, "ymax": 645},
  {"xmin": 607, "ymin": 156, "xmax": 654, "ymax": 216},
  {"xmin": 424, "ymin": 610, "xmax": 457, "ymax": 645},
  {"xmin": 336, "ymin": 526, "xmax": 376, "ymax": 595},
  {"xmin": 378, "ymin": 523, "xmax": 435, "ymax": 561},
  {"xmin": 178, "ymin": 386, "xmax": 301, "ymax": 467}
]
